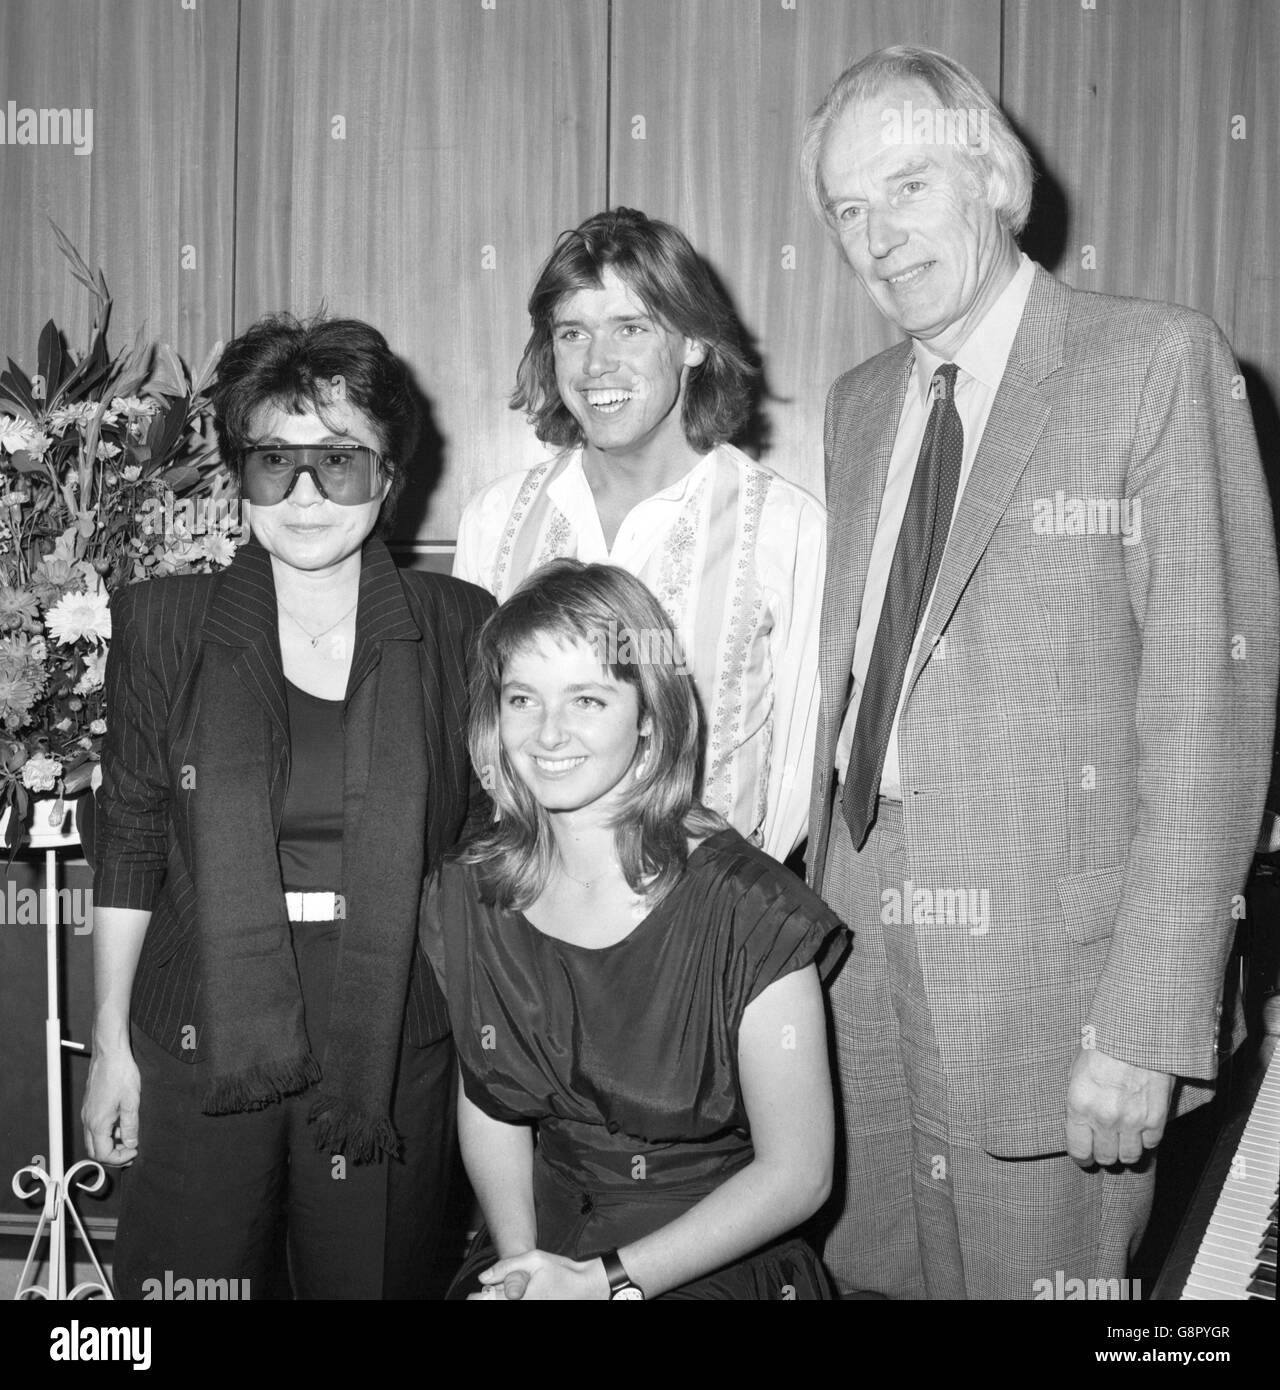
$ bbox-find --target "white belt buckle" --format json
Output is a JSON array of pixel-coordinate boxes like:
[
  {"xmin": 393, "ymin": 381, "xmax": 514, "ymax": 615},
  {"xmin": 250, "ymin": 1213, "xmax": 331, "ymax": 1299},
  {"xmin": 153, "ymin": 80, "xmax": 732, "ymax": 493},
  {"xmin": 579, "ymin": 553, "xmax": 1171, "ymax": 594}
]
[{"xmin": 286, "ymin": 891, "xmax": 337, "ymax": 921}]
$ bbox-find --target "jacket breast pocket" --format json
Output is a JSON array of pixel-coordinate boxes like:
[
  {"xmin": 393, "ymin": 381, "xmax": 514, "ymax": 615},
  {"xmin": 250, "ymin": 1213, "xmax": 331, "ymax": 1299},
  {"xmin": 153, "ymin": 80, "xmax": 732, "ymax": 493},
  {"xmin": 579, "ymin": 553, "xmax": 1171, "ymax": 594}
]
[{"xmin": 1056, "ymin": 864, "xmax": 1126, "ymax": 945}]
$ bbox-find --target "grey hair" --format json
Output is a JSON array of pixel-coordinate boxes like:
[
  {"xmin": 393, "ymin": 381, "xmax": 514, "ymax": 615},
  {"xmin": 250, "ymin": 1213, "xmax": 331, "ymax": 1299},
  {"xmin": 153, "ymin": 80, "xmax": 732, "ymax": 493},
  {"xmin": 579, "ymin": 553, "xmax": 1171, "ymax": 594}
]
[{"xmin": 801, "ymin": 44, "xmax": 1035, "ymax": 235}]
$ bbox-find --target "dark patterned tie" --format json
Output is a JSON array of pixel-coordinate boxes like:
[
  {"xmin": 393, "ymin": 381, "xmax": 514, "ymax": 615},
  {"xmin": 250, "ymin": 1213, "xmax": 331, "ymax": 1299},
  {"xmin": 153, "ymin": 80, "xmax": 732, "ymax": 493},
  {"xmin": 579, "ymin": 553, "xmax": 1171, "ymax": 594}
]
[{"xmin": 842, "ymin": 362, "xmax": 963, "ymax": 849}]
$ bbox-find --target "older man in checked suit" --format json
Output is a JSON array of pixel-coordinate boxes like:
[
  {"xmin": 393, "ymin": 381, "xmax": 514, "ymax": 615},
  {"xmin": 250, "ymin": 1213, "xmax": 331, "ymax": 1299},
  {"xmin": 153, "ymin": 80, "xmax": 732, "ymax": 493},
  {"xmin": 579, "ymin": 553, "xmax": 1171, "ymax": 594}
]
[{"xmin": 802, "ymin": 45, "xmax": 1278, "ymax": 1299}]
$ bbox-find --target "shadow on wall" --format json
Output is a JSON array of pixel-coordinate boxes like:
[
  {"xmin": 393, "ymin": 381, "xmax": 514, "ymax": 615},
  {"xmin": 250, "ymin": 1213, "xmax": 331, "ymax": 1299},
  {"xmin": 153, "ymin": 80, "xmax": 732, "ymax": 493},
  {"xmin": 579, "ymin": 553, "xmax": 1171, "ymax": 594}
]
[
  {"xmin": 693, "ymin": 255, "xmax": 774, "ymax": 463},
  {"xmin": 1239, "ymin": 360, "xmax": 1280, "ymax": 814},
  {"xmin": 388, "ymin": 363, "xmax": 446, "ymax": 546},
  {"xmin": 1010, "ymin": 121, "xmax": 1071, "ymax": 276}
]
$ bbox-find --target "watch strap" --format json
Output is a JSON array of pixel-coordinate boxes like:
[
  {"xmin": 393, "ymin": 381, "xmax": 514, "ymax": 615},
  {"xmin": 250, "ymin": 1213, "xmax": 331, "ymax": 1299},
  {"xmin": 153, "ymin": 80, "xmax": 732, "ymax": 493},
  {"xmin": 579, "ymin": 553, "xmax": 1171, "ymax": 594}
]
[{"xmin": 601, "ymin": 1248, "xmax": 637, "ymax": 1296}]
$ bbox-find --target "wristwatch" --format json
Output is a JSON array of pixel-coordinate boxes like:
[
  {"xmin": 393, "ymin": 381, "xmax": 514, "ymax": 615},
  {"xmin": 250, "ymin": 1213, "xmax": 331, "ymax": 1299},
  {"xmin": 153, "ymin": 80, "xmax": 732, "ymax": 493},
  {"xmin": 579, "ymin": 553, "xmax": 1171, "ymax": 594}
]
[{"xmin": 601, "ymin": 1249, "xmax": 645, "ymax": 1300}]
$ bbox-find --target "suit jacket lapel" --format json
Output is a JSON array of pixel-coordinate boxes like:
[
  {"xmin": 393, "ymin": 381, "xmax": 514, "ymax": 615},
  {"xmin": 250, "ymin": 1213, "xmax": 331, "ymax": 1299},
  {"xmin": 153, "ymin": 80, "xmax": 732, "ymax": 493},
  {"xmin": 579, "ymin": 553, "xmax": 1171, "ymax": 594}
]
[
  {"xmin": 344, "ymin": 536, "xmax": 422, "ymax": 701},
  {"xmin": 903, "ymin": 266, "xmax": 1069, "ymax": 702},
  {"xmin": 820, "ymin": 343, "xmax": 913, "ymax": 732}
]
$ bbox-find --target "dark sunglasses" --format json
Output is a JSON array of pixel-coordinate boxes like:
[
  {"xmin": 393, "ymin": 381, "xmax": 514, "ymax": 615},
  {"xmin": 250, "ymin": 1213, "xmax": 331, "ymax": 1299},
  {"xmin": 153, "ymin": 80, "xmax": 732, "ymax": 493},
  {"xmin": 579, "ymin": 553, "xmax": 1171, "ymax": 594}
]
[{"xmin": 241, "ymin": 444, "xmax": 385, "ymax": 507}]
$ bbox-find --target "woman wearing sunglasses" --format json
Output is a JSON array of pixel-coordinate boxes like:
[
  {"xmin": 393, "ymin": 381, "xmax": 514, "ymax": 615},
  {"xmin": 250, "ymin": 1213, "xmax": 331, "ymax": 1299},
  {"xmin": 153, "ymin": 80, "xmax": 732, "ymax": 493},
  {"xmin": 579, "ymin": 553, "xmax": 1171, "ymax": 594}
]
[{"xmin": 82, "ymin": 313, "xmax": 494, "ymax": 1298}]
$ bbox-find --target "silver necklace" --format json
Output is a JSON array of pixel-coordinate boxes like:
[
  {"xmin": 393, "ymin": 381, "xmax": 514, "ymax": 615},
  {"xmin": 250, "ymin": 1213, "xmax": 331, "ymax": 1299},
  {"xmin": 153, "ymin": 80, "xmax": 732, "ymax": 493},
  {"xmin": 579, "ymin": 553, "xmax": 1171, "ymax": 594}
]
[
  {"xmin": 277, "ymin": 597, "xmax": 358, "ymax": 649},
  {"xmin": 558, "ymin": 861, "xmax": 610, "ymax": 889}
]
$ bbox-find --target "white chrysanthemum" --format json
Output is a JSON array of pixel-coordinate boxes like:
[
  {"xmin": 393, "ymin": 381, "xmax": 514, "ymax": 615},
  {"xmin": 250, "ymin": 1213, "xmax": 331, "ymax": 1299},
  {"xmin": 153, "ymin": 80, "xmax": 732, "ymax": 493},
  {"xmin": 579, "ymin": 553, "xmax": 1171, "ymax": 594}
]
[
  {"xmin": 47, "ymin": 402, "xmax": 97, "ymax": 432},
  {"xmin": 20, "ymin": 752, "xmax": 62, "ymax": 793},
  {"xmin": 203, "ymin": 532, "xmax": 240, "ymax": 567},
  {"xmin": 0, "ymin": 415, "xmax": 38, "ymax": 454},
  {"xmin": 44, "ymin": 590, "xmax": 112, "ymax": 647},
  {"xmin": 110, "ymin": 395, "xmax": 157, "ymax": 420},
  {"xmin": 75, "ymin": 649, "xmax": 109, "ymax": 694}
]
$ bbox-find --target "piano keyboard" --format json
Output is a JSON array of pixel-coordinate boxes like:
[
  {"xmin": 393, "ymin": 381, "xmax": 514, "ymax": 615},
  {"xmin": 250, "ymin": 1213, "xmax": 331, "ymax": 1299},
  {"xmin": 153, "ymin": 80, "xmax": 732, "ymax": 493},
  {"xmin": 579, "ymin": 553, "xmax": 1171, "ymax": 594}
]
[{"xmin": 1182, "ymin": 1048, "xmax": 1279, "ymax": 1299}]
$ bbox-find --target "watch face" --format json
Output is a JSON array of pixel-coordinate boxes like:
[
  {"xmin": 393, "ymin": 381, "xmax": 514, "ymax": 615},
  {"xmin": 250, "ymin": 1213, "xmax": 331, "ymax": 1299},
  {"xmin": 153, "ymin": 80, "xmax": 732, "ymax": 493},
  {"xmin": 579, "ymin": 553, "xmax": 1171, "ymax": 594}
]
[{"xmin": 611, "ymin": 1286, "xmax": 645, "ymax": 1300}]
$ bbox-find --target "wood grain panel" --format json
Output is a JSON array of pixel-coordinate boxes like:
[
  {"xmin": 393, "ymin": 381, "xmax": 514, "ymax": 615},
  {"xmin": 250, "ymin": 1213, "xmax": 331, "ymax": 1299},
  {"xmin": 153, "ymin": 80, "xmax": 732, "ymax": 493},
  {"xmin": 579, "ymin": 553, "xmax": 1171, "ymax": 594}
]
[
  {"xmin": 234, "ymin": 0, "xmax": 609, "ymax": 543},
  {"xmin": 607, "ymin": 0, "xmax": 1002, "ymax": 501},
  {"xmin": 0, "ymin": 0, "xmax": 237, "ymax": 371},
  {"xmin": 1003, "ymin": 0, "xmax": 1279, "ymax": 416}
]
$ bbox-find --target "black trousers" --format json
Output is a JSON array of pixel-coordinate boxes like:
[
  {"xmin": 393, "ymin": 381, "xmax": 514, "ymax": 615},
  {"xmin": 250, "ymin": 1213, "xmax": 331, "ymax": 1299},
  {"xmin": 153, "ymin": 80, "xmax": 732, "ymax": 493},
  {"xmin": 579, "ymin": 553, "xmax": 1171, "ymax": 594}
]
[{"xmin": 112, "ymin": 920, "xmax": 457, "ymax": 1300}]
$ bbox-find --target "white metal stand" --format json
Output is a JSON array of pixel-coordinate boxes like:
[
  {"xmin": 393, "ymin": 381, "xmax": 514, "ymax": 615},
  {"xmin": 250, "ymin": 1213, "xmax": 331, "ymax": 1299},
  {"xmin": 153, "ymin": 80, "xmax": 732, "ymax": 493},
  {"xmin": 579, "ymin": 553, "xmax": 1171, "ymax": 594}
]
[{"xmin": 9, "ymin": 797, "xmax": 113, "ymax": 1300}]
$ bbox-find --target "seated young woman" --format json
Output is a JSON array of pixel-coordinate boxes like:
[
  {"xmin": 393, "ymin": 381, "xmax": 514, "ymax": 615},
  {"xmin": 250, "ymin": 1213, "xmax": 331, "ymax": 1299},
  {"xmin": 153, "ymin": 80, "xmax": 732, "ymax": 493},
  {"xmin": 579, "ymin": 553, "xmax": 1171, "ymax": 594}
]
[{"xmin": 419, "ymin": 558, "xmax": 848, "ymax": 1299}]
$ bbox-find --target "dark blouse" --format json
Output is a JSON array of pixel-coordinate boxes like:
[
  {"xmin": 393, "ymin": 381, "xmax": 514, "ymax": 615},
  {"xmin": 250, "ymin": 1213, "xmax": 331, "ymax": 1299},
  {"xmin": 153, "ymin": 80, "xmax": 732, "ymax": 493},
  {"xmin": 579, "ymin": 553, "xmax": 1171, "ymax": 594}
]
[
  {"xmin": 420, "ymin": 828, "xmax": 848, "ymax": 1194},
  {"xmin": 279, "ymin": 679, "xmax": 344, "ymax": 892}
]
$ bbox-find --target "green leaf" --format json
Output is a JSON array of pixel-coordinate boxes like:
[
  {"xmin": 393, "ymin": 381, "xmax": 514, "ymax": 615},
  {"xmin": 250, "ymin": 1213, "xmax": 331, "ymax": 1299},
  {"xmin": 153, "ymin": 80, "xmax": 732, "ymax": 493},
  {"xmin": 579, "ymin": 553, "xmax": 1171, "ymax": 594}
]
[
  {"xmin": 47, "ymin": 219, "xmax": 101, "ymax": 297},
  {"xmin": 150, "ymin": 396, "xmax": 190, "ymax": 462},
  {"xmin": 148, "ymin": 343, "xmax": 188, "ymax": 399},
  {"xmin": 37, "ymin": 320, "xmax": 66, "ymax": 402},
  {"xmin": 65, "ymin": 307, "xmax": 114, "ymax": 397},
  {"xmin": 1, "ymin": 359, "xmax": 37, "ymax": 415},
  {"xmin": 160, "ymin": 464, "xmax": 198, "ymax": 492},
  {"xmin": 190, "ymin": 340, "xmax": 224, "ymax": 396},
  {"xmin": 109, "ymin": 329, "xmax": 152, "ymax": 401},
  {"xmin": 2, "ymin": 795, "xmax": 22, "ymax": 854},
  {"xmin": 64, "ymin": 356, "xmax": 113, "ymax": 403}
]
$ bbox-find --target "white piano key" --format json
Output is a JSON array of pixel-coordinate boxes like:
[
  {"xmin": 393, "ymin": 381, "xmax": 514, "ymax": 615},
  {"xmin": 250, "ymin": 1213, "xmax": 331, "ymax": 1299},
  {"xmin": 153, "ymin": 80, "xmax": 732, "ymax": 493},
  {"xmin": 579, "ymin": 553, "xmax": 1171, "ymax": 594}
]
[{"xmin": 1181, "ymin": 1053, "xmax": 1279, "ymax": 1299}]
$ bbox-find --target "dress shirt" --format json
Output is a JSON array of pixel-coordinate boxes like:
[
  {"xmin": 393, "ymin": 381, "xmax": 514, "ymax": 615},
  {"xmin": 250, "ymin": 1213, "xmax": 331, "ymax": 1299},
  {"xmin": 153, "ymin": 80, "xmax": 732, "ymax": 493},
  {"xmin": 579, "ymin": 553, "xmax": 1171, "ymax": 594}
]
[
  {"xmin": 455, "ymin": 443, "xmax": 826, "ymax": 860},
  {"xmin": 836, "ymin": 252, "xmax": 1037, "ymax": 797}
]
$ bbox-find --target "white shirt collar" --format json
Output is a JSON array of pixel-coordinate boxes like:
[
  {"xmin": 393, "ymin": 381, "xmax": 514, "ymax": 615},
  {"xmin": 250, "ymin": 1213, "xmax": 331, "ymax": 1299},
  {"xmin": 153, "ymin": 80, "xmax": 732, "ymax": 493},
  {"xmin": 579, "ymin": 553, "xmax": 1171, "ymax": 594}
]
[
  {"xmin": 549, "ymin": 447, "xmax": 715, "ymax": 509},
  {"xmin": 909, "ymin": 252, "xmax": 1036, "ymax": 401}
]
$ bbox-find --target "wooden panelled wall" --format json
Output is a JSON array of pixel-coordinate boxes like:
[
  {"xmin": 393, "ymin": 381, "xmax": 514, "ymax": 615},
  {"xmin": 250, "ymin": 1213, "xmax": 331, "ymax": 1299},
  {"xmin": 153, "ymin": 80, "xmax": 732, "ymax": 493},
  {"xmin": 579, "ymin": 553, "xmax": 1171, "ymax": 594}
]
[{"xmin": 2, "ymin": 0, "xmax": 1277, "ymax": 547}]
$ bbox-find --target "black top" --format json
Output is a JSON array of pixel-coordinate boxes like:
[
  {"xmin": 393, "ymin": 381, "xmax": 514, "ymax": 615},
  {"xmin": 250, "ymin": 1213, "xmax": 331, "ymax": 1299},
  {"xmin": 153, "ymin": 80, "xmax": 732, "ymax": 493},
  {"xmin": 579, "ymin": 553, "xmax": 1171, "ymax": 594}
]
[
  {"xmin": 92, "ymin": 535, "xmax": 495, "ymax": 1065},
  {"xmin": 279, "ymin": 679, "xmax": 345, "ymax": 891},
  {"xmin": 421, "ymin": 828, "xmax": 848, "ymax": 1193}
]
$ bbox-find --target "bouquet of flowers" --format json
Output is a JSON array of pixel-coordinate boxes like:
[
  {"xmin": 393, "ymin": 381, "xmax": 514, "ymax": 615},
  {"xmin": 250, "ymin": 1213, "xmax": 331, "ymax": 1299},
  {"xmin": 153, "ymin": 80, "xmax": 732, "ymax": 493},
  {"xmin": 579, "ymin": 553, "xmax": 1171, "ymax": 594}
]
[{"xmin": 0, "ymin": 223, "xmax": 240, "ymax": 848}]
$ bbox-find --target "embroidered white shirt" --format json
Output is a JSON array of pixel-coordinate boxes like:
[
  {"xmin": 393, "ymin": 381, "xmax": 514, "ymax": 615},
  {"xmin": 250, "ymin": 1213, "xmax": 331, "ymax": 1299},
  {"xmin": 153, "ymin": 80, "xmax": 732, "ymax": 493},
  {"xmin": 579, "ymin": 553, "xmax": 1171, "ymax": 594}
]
[{"xmin": 455, "ymin": 443, "xmax": 826, "ymax": 860}]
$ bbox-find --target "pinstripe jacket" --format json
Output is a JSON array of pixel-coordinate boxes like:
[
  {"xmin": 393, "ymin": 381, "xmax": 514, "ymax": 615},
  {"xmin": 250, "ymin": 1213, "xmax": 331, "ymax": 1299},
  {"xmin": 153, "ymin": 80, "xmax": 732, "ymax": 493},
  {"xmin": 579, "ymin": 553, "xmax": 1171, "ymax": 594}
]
[
  {"xmin": 808, "ymin": 266, "xmax": 1279, "ymax": 1157},
  {"xmin": 93, "ymin": 536, "xmax": 494, "ymax": 1060}
]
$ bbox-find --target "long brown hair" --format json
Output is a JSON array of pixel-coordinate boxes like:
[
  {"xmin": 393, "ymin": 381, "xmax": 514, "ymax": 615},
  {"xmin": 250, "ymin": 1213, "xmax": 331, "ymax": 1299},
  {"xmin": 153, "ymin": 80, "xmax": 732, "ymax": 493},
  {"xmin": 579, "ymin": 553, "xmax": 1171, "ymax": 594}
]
[
  {"xmin": 511, "ymin": 208, "xmax": 756, "ymax": 454},
  {"xmin": 458, "ymin": 559, "xmax": 725, "ymax": 909}
]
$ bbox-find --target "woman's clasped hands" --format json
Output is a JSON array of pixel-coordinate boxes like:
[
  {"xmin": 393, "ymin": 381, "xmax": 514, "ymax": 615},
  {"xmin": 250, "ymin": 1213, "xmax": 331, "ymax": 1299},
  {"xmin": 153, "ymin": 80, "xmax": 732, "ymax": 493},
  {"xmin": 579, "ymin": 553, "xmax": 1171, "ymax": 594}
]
[{"xmin": 469, "ymin": 1250, "xmax": 611, "ymax": 1300}]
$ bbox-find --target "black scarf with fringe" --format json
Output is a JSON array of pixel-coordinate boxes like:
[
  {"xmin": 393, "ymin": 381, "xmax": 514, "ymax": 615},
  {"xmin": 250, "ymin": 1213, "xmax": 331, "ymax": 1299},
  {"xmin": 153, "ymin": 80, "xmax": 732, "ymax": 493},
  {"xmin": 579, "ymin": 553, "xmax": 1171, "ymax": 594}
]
[{"xmin": 192, "ymin": 541, "xmax": 428, "ymax": 1161}]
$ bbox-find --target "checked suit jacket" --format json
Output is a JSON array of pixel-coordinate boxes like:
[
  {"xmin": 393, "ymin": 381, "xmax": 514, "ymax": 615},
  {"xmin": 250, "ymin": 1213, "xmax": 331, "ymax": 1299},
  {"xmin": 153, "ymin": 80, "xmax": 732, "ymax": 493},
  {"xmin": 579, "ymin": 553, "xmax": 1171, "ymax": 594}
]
[
  {"xmin": 807, "ymin": 264, "xmax": 1280, "ymax": 1158},
  {"xmin": 93, "ymin": 536, "xmax": 494, "ymax": 1061}
]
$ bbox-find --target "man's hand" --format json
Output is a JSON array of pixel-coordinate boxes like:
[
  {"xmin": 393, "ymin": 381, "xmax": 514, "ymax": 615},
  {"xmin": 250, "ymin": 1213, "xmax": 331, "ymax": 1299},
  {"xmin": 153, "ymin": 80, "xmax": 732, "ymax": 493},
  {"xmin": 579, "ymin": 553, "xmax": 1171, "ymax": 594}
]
[
  {"xmin": 1066, "ymin": 1046, "xmax": 1173, "ymax": 1167},
  {"xmin": 81, "ymin": 1044, "xmax": 141, "ymax": 1167}
]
